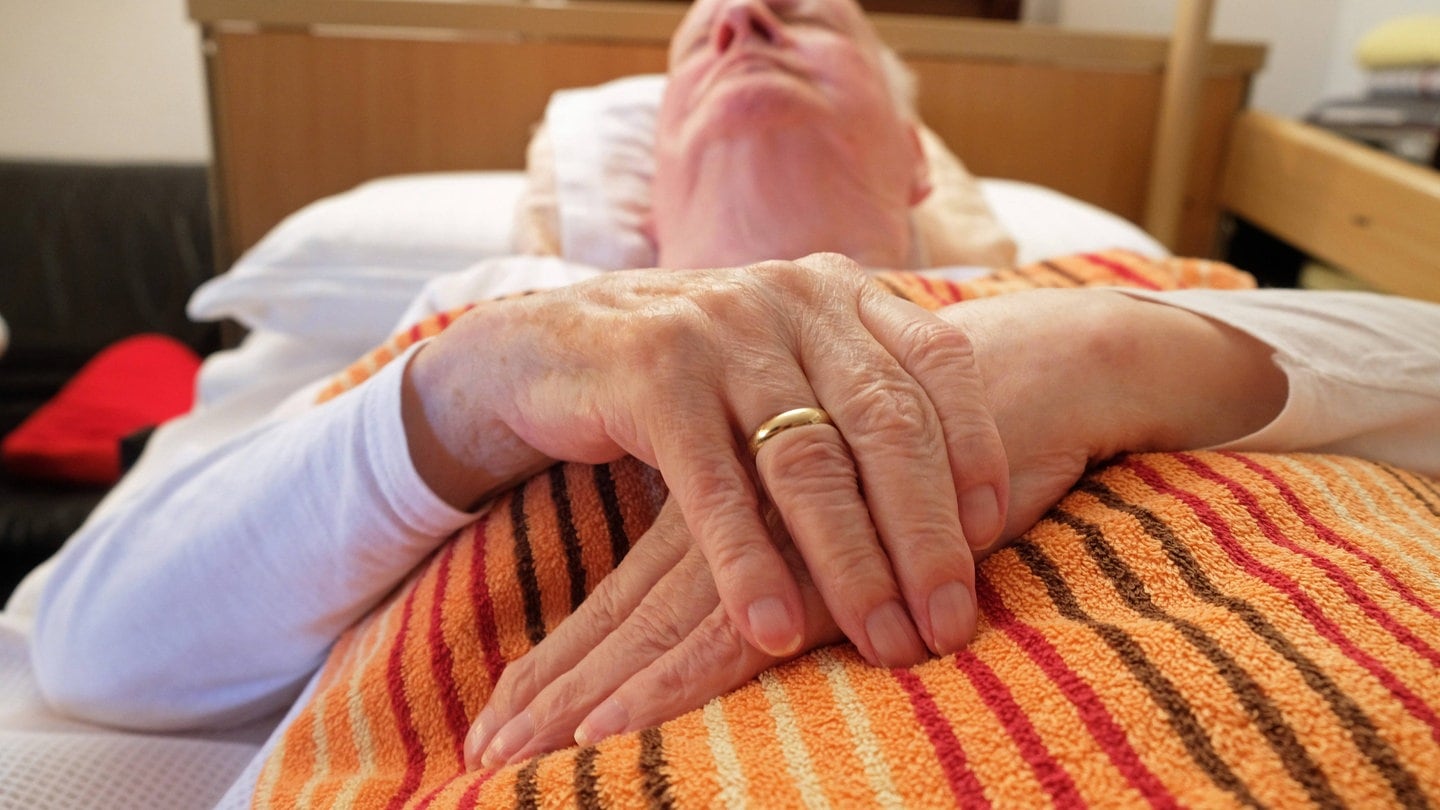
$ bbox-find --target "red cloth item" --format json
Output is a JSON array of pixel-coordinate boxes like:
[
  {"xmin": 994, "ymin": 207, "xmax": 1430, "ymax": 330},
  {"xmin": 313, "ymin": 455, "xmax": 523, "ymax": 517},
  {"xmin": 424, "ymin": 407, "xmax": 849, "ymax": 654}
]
[{"xmin": 2, "ymin": 334, "xmax": 201, "ymax": 486}]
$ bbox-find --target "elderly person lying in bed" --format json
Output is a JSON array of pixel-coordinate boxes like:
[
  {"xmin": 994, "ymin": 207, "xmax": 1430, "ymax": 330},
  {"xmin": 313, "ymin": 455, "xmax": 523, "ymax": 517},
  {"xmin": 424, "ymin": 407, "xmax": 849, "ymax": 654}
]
[{"xmin": 20, "ymin": 0, "xmax": 1440, "ymax": 799}]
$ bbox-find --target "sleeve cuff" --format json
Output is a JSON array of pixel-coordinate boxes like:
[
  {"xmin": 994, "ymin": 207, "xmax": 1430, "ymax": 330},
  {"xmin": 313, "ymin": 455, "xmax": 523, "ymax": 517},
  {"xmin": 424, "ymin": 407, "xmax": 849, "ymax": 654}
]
[{"xmin": 360, "ymin": 341, "xmax": 486, "ymax": 537}]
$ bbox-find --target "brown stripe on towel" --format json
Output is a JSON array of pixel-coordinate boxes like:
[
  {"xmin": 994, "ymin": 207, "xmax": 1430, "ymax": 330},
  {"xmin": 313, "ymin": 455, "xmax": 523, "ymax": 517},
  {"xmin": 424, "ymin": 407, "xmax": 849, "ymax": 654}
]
[
  {"xmin": 1040, "ymin": 259, "xmax": 1087, "ymax": 286},
  {"xmin": 547, "ymin": 465, "xmax": 589, "ymax": 613},
  {"xmin": 1120, "ymin": 455, "xmax": 1433, "ymax": 807},
  {"xmin": 1012, "ymin": 540, "xmax": 1264, "ymax": 807},
  {"xmin": 573, "ymin": 745, "xmax": 601, "ymax": 810},
  {"xmin": 515, "ymin": 758, "xmax": 541, "ymax": 810},
  {"xmin": 972, "ymin": 573, "xmax": 1177, "ymax": 808},
  {"xmin": 1050, "ymin": 505, "xmax": 1345, "ymax": 809},
  {"xmin": 594, "ymin": 464, "xmax": 633, "ymax": 569},
  {"xmin": 1176, "ymin": 454, "xmax": 1440, "ymax": 703},
  {"xmin": 639, "ymin": 726, "xmax": 677, "ymax": 810},
  {"xmin": 509, "ymin": 486, "xmax": 547, "ymax": 647}
]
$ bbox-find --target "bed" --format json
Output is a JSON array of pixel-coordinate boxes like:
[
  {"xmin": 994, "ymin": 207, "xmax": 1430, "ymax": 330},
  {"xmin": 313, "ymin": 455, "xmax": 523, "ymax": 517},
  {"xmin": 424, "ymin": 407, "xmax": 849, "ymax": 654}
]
[
  {"xmin": 188, "ymin": 0, "xmax": 1440, "ymax": 302},
  {"xmin": 2, "ymin": 1, "xmax": 1438, "ymax": 809}
]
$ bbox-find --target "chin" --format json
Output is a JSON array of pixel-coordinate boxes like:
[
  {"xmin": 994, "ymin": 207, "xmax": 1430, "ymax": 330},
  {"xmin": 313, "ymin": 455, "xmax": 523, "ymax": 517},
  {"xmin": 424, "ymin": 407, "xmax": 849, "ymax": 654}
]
[{"xmin": 699, "ymin": 75, "xmax": 825, "ymax": 132}]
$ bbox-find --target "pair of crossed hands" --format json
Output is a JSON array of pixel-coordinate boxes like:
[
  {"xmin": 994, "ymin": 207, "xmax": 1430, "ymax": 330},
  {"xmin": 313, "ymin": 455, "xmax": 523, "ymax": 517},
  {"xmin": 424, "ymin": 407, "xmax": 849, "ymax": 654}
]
[{"xmin": 398, "ymin": 254, "xmax": 1283, "ymax": 770}]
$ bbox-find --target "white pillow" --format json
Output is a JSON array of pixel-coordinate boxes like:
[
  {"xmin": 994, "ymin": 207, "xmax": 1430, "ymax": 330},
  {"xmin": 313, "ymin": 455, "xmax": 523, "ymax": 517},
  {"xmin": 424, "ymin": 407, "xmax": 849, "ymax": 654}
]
[
  {"xmin": 188, "ymin": 172, "xmax": 527, "ymax": 341},
  {"xmin": 979, "ymin": 179, "xmax": 1168, "ymax": 266},
  {"xmin": 516, "ymin": 75, "xmax": 1019, "ymax": 270},
  {"xmin": 186, "ymin": 164, "xmax": 1165, "ymax": 352}
]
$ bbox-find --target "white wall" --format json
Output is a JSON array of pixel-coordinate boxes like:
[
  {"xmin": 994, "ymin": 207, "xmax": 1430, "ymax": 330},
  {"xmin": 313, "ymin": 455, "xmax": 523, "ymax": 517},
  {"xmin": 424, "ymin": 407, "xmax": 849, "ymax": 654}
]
[
  {"xmin": 1030, "ymin": 0, "xmax": 1440, "ymax": 119},
  {"xmin": 0, "ymin": 0, "xmax": 209, "ymax": 161}
]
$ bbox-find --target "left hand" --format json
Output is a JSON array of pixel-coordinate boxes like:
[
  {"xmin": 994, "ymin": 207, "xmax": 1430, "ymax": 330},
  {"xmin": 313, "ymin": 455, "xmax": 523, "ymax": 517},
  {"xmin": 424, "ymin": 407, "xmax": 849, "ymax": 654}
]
[{"xmin": 464, "ymin": 496, "xmax": 840, "ymax": 770}]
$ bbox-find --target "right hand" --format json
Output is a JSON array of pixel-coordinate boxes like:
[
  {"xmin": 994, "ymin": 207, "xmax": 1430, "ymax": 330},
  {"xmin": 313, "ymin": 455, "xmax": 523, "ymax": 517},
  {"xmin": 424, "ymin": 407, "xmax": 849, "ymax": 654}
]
[{"xmin": 403, "ymin": 253, "xmax": 1009, "ymax": 668}]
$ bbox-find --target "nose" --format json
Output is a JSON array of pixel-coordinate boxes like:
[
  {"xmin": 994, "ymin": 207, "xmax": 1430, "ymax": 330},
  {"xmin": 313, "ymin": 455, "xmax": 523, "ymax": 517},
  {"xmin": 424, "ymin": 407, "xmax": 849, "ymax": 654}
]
[{"xmin": 712, "ymin": 0, "xmax": 783, "ymax": 52}]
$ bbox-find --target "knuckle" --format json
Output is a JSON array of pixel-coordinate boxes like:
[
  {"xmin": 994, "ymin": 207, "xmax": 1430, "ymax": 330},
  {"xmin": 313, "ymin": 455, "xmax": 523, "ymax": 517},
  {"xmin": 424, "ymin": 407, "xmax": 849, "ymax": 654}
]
[
  {"xmin": 797, "ymin": 252, "xmax": 864, "ymax": 279},
  {"xmin": 761, "ymin": 432, "xmax": 856, "ymax": 487},
  {"xmin": 675, "ymin": 471, "xmax": 764, "ymax": 558},
  {"xmin": 646, "ymin": 615, "xmax": 752, "ymax": 702},
  {"xmin": 844, "ymin": 378, "xmax": 939, "ymax": 448},
  {"xmin": 624, "ymin": 601, "xmax": 691, "ymax": 658},
  {"xmin": 621, "ymin": 308, "xmax": 712, "ymax": 379},
  {"xmin": 492, "ymin": 657, "xmax": 539, "ymax": 713},
  {"xmin": 755, "ymin": 259, "xmax": 848, "ymax": 307},
  {"xmin": 583, "ymin": 578, "xmax": 632, "ymax": 634},
  {"xmin": 811, "ymin": 540, "xmax": 890, "ymax": 603},
  {"xmin": 528, "ymin": 676, "xmax": 587, "ymax": 731},
  {"xmin": 909, "ymin": 320, "xmax": 979, "ymax": 376}
]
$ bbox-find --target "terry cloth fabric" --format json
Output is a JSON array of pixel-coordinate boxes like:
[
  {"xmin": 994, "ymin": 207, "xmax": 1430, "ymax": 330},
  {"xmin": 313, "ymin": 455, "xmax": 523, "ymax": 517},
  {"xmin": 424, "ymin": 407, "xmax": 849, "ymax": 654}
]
[{"xmin": 263, "ymin": 251, "xmax": 1440, "ymax": 809}]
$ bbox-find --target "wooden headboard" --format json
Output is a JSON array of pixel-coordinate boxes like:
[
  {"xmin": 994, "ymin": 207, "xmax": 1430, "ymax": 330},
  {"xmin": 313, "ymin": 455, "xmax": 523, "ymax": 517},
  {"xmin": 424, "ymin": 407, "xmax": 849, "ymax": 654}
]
[{"xmin": 188, "ymin": 0, "xmax": 1266, "ymax": 270}]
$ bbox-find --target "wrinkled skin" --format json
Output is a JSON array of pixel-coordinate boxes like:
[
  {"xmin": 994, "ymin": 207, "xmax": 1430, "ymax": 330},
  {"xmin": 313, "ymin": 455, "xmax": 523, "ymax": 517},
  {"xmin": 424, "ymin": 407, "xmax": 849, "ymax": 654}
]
[
  {"xmin": 405, "ymin": 254, "xmax": 1010, "ymax": 695},
  {"xmin": 462, "ymin": 287, "xmax": 1286, "ymax": 768}
]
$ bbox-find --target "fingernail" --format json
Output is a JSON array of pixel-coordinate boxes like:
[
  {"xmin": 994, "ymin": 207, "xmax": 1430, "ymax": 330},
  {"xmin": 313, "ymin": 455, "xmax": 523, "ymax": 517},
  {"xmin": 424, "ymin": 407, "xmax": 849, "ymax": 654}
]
[
  {"xmin": 960, "ymin": 485, "xmax": 1000, "ymax": 550},
  {"xmin": 464, "ymin": 706, "xmax": 498, "ymax": 770},
  {"xmin": 480, "ymin": 709, "xmax": 533, "ymax": 770},
  {"xmin": 575, "ymin": 697, "xmax": 629, "ymax": 747},
  {"xmin": 864, "ymin": 600, "xmax": 923, "ymax": 667},
  {"xmin": 927, "ymin": 581, "xmax": 976, "ymax": 655},
  {"xmin": 747, "ymin": 596, "xmax": 802, "ymax": 657}
]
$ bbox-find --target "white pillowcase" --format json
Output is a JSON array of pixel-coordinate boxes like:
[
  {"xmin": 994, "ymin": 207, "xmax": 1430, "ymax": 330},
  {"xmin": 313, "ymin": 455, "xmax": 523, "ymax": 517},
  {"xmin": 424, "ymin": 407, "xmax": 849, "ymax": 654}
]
[
  {"xmin": 188, "ymin": 172, "xmax": 528, "ymax": 342},
  {"xmin": 519, "ymin": 74, "xmax": 1019, "ymax": 271},
  {"xmin": 188, "ymin": 165, "xmax": 1165, "ymax": 347},
  {"xmin": 546, "ymin": 74, "xmax": 666, "ymax": 271},
  {"xmin": 979, "ymin": 179, "xmax": 1167, "ymax": 267}
]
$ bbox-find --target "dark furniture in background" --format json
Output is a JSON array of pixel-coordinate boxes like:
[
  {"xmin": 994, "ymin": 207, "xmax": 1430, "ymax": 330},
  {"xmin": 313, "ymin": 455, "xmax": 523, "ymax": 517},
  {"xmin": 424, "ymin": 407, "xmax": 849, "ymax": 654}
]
[
  {"xmin": 859, "ymin": 0, "xmax": 1019, "ymax": 17},
  {"xmin": 579, "ymin": 0, "xmax": 1021, "ymax": 16},
  {"xmin": 0, "ymin": 161, "xmax": 216, "ymax": 601}
]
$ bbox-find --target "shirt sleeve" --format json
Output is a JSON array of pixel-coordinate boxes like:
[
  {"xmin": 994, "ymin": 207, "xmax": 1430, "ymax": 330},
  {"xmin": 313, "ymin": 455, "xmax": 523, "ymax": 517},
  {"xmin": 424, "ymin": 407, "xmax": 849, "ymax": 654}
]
[
  {"xmin": 25, "ymin": 257, "xmax": 608, "ymax": 732},
  {"xmin": 1122, "ymin": 288, "xmax": 1440, "ymax": 476},
  {"xmin": 31, "ymin": 343, "xmax": 477, "ymax": 730}
]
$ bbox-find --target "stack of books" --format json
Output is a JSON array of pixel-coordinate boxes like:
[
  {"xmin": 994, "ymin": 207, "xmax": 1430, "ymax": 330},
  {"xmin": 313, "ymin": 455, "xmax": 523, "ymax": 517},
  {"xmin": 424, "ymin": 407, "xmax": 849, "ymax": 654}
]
[{"xmin": 1306, "ymin": 23, "xmax": 1440, "ymax": 168}]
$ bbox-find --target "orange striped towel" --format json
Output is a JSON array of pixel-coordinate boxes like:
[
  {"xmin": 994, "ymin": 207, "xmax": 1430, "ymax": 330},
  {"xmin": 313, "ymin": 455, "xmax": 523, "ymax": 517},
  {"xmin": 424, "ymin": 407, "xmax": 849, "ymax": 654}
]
[{"xmin": 260, "ymin": 252, "xmax": 1440, "ymax": 808}]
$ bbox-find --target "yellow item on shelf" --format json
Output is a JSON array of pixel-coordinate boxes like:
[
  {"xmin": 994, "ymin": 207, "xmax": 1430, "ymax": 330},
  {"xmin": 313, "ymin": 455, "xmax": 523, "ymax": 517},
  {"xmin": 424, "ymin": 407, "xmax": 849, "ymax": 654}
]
[{"xmin": 1355, "ymin": 14, "xmax": 1440, "ymax": 68}]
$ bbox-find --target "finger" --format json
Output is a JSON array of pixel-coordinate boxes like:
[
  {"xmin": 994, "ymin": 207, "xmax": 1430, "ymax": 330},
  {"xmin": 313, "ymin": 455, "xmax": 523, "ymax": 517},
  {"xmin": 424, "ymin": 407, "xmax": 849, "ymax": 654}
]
[
  {"xmin": 485, "ymin": 545, "xmax": 718, "ymax": 767},
  {"xmin": 651, "ymin": 378, "xmax": 811, "ymax": 660},
  {"xmin": 571, "ymin": 554, "xmax": 841, "ymax": 748},
  {"xmin": 762, "ymin": 254, "xmax": 971, "ymax": 659},
  {"xmin": 671, "ymin": 255, "xmax": 923, "ymax": 666},
  {"xmin": 860, "ymin": 289, "xmax": 1009, "ymax": 553},
  {"xmin": 464, "ymin": 499, "xmax": 691, "ymax": 769},
  {"xmin": 819, "ymin": 298, "xmax": 974, "ymax": 657},
  {"xmin": 573, "ymin": 603, "xmax": 774, "ymax": 747},
  {"xmin": 750, "ymin": 423, "xmax": 927, "ymax": 667}
]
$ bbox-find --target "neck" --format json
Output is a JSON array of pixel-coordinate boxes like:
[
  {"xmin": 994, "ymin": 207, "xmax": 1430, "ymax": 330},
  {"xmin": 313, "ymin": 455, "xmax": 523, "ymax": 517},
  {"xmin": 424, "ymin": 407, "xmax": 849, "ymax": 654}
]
[{"xmin": 653, "ymin": 130, "xmax": 913, "ymax": 269}]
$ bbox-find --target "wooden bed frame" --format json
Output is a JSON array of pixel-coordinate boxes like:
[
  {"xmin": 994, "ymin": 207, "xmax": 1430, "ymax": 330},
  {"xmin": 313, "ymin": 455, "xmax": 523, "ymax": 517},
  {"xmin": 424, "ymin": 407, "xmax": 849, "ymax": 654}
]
[{"xmin": 188, "ymin": 0, "xmax": 1440, "ymax": 302}]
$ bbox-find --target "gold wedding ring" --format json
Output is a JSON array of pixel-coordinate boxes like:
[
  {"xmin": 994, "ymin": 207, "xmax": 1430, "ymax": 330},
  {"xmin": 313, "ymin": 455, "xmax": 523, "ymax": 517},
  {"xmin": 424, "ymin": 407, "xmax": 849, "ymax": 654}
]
[{"xmin": 747, "ymin": 407, "xmax": 834, "ymax": 456}]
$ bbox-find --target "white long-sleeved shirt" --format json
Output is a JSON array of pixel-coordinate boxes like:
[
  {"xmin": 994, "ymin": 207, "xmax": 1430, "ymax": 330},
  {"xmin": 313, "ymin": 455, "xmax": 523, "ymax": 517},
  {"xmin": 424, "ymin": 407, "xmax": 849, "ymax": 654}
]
[{"xmin": 9, "ymin": 262, "xmax": 1440, "ymax": 809}]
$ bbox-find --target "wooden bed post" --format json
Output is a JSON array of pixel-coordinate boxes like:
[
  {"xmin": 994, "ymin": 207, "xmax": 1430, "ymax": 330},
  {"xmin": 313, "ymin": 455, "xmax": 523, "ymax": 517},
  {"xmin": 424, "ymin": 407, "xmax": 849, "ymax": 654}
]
[{"xmin": 1145, "ymin": 0, "xmax": 1215, "ymax": 250}]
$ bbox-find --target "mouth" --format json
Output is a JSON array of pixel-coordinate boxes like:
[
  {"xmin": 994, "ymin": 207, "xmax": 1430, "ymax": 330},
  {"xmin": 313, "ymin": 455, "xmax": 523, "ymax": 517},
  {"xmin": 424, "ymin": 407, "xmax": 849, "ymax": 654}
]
[
  {"xmin": 718, "ymin": 51, "xmax": 777, "ymax": 74},
  {"xmin": 705, "ymin": 50, "xmax": 801, "ymax": 92}
]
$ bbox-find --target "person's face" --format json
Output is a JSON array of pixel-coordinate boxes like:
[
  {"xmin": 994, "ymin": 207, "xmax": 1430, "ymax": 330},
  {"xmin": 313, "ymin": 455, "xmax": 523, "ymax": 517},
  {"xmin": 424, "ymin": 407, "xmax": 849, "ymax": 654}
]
[
  {"xmin": 659, "ymin": 0, "xmax": 915, "ymax": 164},
  {"xmin": 658, "ymin": 0, "xmax": 915, "ymax": 163}
]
